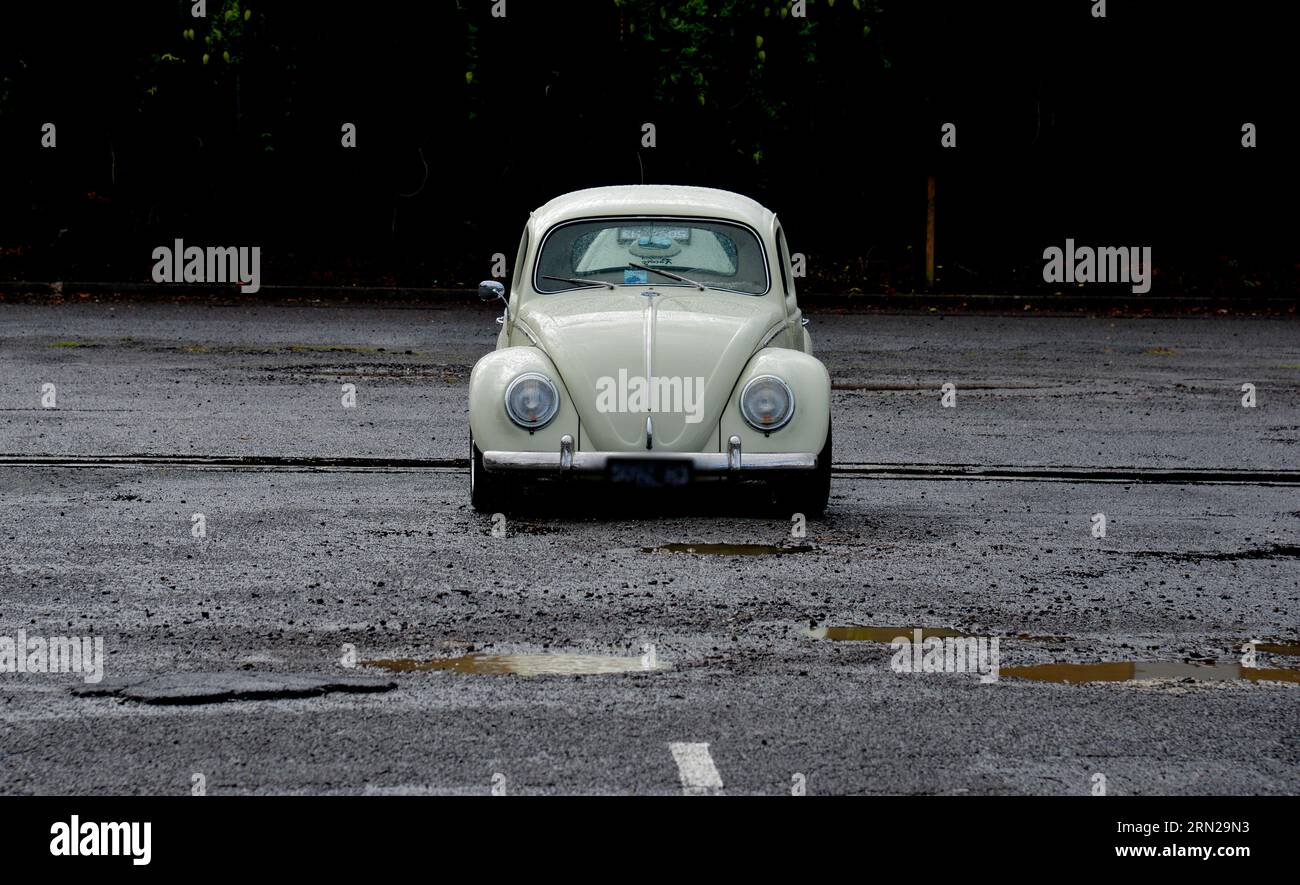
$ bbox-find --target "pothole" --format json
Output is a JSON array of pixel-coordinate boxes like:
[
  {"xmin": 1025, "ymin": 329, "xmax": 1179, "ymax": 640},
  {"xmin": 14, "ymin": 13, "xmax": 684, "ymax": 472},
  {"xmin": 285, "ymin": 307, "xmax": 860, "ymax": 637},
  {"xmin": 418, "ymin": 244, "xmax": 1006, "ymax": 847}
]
[
  {"xmin": 999, "ymin": 662, "xmax": 1300, "ymax": 685},
  {"xmin": 809, "ymin": 625, "xmax": 1072, "ymax": 643},
  {"xmin": 71, "ymin": 672, "xmax": 396, "ymax": 704},
  {"xmin": 1123, "ymin": 544, "xmax": 1300, "ymax": 562}
]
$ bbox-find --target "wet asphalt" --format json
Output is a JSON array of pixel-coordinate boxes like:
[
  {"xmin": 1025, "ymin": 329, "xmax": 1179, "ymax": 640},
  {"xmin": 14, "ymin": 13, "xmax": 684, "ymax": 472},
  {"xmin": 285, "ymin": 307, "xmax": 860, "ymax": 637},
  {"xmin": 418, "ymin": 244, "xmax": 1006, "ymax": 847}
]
[{"xmin": 0, "ymin": 301, "xmax": 1297, "ymax": 795}]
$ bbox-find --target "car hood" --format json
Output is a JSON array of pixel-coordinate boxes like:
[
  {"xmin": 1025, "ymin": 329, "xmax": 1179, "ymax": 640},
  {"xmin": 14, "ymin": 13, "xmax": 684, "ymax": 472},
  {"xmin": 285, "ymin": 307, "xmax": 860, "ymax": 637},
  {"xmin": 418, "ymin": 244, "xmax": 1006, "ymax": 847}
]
[{"xmin": 516, "ymin": 290, "xmax": 784, "ymax": 451}]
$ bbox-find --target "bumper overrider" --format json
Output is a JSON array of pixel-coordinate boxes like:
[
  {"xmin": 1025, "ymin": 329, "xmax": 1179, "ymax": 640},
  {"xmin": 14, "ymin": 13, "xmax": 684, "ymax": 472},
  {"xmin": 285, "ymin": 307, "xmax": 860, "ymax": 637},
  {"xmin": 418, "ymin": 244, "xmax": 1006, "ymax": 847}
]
[{"xmin": 483, "ymin": 434, "xmax": 818, "ymax": 474}]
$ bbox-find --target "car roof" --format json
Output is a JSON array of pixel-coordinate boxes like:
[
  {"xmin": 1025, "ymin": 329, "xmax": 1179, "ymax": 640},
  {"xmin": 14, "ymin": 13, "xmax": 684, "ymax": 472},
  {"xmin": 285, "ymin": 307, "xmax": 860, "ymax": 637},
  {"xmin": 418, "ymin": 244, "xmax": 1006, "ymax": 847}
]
[{"xmin": 530, "ymin": 185, "xmax": 776, "ymax": 235}]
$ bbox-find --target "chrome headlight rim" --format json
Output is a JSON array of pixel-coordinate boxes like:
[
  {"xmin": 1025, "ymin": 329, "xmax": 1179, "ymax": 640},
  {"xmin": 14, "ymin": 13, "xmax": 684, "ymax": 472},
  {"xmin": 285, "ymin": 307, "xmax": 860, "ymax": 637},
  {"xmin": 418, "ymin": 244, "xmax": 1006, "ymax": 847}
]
[
  {"xmin": 504, "ymin": 372, "xmax": 560, "ymax": 430},
  {"xmin": 739, "ymin": 374, "xmax": 795, "ymax": 432}
]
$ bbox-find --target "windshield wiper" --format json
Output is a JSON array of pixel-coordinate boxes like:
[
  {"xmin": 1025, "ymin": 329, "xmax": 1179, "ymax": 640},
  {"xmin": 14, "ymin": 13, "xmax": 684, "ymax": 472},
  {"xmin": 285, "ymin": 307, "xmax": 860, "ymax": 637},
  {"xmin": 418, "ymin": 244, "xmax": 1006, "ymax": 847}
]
[
  {"xmin": 628, "ymin": 262, "xmax": 757, "ymax": 296},
  {"xmin": 542, "ymin": 275, "xmax": 615, "ymax": 290},
  {"xmin": 627, "ymin": 262, "xmax": 708, "ymax": 291}
]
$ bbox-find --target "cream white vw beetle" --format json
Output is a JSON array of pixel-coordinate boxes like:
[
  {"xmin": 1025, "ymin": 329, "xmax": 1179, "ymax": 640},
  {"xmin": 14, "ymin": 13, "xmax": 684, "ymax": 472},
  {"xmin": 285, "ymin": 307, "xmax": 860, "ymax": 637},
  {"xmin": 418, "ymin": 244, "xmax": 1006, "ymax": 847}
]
[{"xmin": 469, "ymin": 185, "xmax": 831, "ymax": 514}]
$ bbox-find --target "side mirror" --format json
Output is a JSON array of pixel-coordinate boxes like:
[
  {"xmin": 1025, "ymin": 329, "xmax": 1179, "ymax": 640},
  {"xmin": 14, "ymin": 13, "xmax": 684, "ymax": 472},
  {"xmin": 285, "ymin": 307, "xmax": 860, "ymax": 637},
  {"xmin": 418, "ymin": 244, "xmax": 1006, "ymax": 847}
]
[{"xmin": 478, "ymin": 280, "xmax": 506, "ymax": 304}]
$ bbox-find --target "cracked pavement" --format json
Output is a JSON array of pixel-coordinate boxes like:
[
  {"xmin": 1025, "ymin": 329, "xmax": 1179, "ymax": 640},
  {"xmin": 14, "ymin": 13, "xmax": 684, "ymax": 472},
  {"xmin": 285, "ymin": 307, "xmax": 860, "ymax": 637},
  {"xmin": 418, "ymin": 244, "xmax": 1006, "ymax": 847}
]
[{"xmin": 0, "ymin": 301, "xmax": 1297, "ymax": 794}]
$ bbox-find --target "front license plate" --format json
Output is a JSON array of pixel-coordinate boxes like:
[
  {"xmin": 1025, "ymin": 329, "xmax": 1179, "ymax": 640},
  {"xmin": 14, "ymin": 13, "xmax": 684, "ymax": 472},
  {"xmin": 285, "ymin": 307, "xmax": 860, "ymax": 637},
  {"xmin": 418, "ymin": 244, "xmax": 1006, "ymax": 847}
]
[{"xmin": 607, "ymin": 459, "xmax": 693, "ymax": 488}]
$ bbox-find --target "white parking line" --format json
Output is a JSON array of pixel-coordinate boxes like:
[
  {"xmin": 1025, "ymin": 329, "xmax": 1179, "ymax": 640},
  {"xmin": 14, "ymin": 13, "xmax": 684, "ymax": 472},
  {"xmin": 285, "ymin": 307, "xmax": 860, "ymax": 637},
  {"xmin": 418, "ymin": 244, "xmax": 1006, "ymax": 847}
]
[{"xmin": 668, "ymin": 742, "xmax": 724, "ymax": 795}]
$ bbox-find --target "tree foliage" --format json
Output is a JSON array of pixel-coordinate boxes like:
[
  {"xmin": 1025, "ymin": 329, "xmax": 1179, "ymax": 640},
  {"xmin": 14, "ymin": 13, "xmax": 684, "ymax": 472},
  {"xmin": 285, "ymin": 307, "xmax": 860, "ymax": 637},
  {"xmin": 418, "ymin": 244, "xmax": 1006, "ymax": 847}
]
[{"xmin": 614, "ymin": 0, "xmax": 883, "ymax": 164}]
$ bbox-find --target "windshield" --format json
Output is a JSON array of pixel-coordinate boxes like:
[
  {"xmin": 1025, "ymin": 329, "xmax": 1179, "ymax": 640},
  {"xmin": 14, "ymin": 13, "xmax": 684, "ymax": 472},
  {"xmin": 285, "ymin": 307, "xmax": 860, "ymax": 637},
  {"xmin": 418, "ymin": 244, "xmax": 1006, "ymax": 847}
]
[{"xmin": 534, "ymin": 218, "xmax": 769, "ymax": 295}]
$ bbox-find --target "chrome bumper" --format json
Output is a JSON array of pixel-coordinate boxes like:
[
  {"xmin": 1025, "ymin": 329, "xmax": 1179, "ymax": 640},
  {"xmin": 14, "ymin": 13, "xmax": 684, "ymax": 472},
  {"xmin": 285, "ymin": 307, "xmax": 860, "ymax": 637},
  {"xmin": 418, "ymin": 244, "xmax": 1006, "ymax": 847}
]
[{"xmin": 483, "ymin": 434, "xmax": 817, "ymax": 474}]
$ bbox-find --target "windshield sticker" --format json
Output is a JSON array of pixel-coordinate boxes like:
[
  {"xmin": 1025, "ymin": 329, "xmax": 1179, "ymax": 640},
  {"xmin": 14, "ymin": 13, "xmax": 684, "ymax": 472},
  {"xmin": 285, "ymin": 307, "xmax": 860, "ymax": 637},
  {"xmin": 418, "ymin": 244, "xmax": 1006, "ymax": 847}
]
[
  {"xmin": 618, "ymin": 227, "xmax": 691, "ymax": 243},
  {"xmin": 623, "ymin": 267, "xmax": 649, "ymax": 284}
]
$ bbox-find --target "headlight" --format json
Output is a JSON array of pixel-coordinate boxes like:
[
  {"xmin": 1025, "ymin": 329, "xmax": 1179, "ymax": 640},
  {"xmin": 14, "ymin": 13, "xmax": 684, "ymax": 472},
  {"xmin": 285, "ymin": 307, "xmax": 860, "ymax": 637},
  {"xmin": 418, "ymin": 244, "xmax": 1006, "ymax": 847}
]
[
  {"xmin": 504, "ymin": 372, "xmax": 559, "ymax": 429},
  {"xmin": 739, "ymin": 375, "xmax": 795, "ymax": 431}
]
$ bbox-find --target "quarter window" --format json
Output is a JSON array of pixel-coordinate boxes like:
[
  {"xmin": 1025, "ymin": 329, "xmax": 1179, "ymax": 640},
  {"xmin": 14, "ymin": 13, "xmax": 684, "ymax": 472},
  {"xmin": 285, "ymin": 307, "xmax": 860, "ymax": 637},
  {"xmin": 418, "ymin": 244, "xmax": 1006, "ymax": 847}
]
[{"xmin": 776, "ymin": 227, "xmax": 792, "ymax": 297}]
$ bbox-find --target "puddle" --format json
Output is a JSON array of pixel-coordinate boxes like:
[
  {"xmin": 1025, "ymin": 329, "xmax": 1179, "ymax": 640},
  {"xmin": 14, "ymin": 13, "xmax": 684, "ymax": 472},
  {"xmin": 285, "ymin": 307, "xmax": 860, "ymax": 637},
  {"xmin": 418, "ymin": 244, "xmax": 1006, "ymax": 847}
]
[
  {"xmin": 1255, "ymin": 642, "xmax": 1300, "ymax": 656},
  {"xmin": 999, "ymin": 662, "xmax": 1300, "ymax": 685},
  {"xmin": 810, "ymin": 626, "xmax": 966, "ymax": 642},
  {"xmin": 643, "ymin": 543, "xmax": 813, "ymax": 556},
  {"xmin": 364, "ymin": 653, "xmax": 664, "ymax": 676}
]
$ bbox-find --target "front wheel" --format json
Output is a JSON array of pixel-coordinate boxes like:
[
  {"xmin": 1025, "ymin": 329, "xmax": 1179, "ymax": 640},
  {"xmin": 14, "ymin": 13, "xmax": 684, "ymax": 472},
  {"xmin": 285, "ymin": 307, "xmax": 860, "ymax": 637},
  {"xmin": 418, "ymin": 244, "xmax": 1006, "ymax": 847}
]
[
  {"xmin": 770, "ymin": 423, "xmax": 832, "ymax": 518},
  {"xmin": 470, "ymin": 436, "xmax": 506, "ymax": 513}
]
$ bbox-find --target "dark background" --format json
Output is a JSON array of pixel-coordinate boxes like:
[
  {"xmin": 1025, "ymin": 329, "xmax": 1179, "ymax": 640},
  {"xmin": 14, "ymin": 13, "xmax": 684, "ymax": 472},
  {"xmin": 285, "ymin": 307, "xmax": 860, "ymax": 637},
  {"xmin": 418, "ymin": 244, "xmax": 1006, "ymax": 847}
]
[{"xmin": 0, "ymin": 0, "xmax": 1294, "ymax": 297}]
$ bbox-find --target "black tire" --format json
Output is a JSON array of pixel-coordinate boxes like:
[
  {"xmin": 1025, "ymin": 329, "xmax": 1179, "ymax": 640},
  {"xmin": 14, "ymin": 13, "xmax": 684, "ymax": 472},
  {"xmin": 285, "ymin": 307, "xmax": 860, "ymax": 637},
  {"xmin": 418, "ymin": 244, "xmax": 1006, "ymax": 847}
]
[
  {"xmin": 770, "ymin": 422, "xmax": 832, "ymax": 518},
  {"xmin": 470, "ymin": 436, "xmax": 506, "ymax": 513}
]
